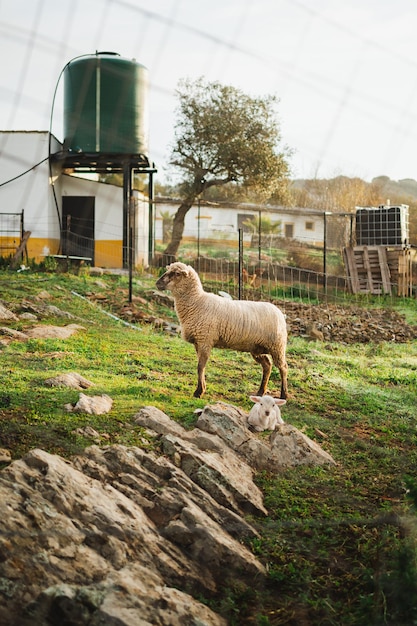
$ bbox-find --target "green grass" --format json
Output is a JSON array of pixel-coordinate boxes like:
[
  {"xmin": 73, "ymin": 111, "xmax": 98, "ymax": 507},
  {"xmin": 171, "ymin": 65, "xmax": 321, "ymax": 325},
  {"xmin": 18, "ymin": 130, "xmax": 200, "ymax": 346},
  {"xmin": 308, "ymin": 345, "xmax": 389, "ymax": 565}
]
[{"xmin": 1, "ymin": 268, "xmax": 417, "ymax": 625}]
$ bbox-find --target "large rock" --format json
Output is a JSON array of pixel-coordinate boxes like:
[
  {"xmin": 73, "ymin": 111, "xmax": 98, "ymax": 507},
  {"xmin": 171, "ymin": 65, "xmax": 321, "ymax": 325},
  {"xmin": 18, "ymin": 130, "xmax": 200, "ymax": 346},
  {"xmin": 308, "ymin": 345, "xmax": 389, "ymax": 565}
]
[
  {"xmin": 0, "ymin": 326, "xmax": 28, "ymax": 341},
  {"xmin": 159, "ymin": 433, "xmax": 267, "ymax": 516},
  {"xmin": 15, "ymin": 570, "xmax": 227, "ymax": 626},
  {"xmin": 269, "ymin": 424, "xmax": 337, "ymax": 469},
  {"xmin": 0, "ymin": 443, "xmax": 264, "ymax": 625},
  {"xmin": 20, "ymin": 300, "xmax": 77, "ymax": 319},
  {"xmin": 193, "ymin": 402, "xmax": 251, "ymax": 449},
  {"xmin": 194, "ymin": 402, "xmax": 336, "ymax": 470},
  {"xmin": 135, "ymin": 405, "xmax": 267, "ymax": 516}
]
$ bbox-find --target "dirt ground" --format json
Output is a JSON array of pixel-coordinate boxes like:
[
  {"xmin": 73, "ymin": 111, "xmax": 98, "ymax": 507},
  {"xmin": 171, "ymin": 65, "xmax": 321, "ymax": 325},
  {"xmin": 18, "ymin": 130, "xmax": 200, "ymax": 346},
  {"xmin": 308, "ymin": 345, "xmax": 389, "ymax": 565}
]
[{"xmin": 279, "ymin": 300, "xmax": 417, "ymax": 344}]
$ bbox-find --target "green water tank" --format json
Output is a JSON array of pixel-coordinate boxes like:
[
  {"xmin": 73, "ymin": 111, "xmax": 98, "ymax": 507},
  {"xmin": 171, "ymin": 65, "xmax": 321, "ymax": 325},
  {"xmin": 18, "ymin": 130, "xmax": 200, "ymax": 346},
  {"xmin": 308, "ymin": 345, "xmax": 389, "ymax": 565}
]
[{"xmin": 63, "ymin": 52, "xmax": 149, "ymax": 155}]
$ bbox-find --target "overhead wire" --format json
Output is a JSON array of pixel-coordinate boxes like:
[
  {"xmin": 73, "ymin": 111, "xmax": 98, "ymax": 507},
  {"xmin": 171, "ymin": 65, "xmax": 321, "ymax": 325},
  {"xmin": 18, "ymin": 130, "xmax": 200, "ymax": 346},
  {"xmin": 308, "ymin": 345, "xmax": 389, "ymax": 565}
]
[{"xmin": 0, "ymin": 156, "xmax": 49, "ymax": 187}]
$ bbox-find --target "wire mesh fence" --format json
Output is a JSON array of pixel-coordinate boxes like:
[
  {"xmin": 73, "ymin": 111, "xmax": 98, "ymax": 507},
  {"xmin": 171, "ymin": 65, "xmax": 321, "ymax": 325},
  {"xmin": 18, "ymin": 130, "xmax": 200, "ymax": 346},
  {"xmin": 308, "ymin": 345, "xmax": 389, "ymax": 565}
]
[
  {"xmin": 153, "ymin": 211, "xmax": 417, "ymax": 306},
  {"xmin": 0, "ymin": 208, "xmax": 415, "ymax": 307}
]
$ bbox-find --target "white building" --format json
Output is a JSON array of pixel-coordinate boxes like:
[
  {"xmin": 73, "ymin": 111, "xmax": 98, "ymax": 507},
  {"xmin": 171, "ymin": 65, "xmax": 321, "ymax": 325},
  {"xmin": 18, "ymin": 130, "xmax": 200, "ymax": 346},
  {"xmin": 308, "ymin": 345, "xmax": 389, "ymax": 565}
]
[
  {"xmin": 0, "ymin": 131, "xmax": 152, "ymax": 268},
  {"xmin": 155, "ymin": 199, "xmax": 328, "ymax": 248}
]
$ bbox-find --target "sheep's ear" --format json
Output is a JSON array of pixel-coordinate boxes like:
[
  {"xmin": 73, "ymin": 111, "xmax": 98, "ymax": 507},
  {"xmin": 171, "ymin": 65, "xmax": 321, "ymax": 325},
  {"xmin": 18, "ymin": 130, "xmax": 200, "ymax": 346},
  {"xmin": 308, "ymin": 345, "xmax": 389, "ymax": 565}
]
[
  {"xmin": 250, "ymin": 395, "xmax": 261, "ymax": 403},
  {"xmin": 274, "ymin": 399, "xmax": 287, "ymax": 406}
]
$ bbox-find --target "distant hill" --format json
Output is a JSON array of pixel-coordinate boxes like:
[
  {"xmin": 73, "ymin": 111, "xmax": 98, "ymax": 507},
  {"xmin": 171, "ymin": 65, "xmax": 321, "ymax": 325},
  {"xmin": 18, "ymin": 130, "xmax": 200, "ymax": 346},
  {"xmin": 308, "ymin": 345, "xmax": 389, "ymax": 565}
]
[
  {"xmin": 290, "ymin": 175, "xmax": 417, "ymax": 242},
  {"xmin": 290, "ymin": 175, "xmax": 417, "ymax": 211},
  {"xmin": 157, "ymin": 175, "xmax": 417, "ymax": 207},
  {"xmin": 371, "ymin": 176, "xmax": 417, "ymax": 202}
]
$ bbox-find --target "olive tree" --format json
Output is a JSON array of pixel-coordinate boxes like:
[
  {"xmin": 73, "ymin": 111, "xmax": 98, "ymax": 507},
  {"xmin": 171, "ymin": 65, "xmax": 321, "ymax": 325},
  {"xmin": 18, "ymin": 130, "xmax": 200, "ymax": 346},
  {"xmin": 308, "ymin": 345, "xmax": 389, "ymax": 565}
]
[{"xmin": 163, "ymin": 78, "xmax": 291, "ymax": 258}]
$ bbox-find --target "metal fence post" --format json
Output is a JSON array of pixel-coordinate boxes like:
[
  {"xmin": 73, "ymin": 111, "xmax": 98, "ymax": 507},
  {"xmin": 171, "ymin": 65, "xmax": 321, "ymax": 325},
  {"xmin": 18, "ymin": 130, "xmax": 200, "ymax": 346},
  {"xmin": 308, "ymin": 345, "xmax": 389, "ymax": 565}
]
[
  {"xmin": 238, "ymin": 227, "xmax": 243, "ymax": 299},
  {"xmin": 197, "ymin": 197, "xmax": 201, "ymax": 273},
  {"xmin": 258, "ymin": 209, "xmax": 262, "ymax": 264}
]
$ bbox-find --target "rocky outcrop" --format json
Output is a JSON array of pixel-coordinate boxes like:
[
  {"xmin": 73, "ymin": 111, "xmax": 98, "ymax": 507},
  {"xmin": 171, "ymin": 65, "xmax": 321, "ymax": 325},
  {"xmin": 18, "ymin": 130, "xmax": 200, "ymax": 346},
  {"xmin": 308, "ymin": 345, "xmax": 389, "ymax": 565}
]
[
  {"xmin": 0, "ymin": 402, "xmax": 335, "ymax": 625},
  {"xmin": 0, "ymin": 445, "xmax": 250, "ymax": 625},
  {"xmin": 136, "ymin": 402, "xmax": 334, "ymax": 471},
  {"xmin": 191, "ymin": 402, "xmax": 336, "ymax": 470}
]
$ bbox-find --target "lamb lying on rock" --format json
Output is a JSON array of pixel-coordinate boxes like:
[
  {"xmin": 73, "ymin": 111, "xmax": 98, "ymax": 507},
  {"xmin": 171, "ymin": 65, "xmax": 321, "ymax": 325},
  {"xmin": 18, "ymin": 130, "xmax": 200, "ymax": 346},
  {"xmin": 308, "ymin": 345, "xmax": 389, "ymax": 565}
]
[
  {"xmin": 247, "ymin": 395, "xmax": 286, "ymax": 432},
  {"xmin": 156, "ymin": 262, "xmax": 288, "ymax": 399}
]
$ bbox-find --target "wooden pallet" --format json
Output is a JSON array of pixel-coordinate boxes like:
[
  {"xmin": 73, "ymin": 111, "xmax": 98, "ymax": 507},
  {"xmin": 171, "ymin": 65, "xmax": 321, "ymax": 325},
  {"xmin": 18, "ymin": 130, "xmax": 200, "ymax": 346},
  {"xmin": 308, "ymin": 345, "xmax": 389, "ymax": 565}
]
[
  {"xmin": 343, "ymin": 246, "xmax": 390, "ymax": 295},
  {"xmin": 387, "ymin": 247, "xmax": 413, "ymax": 296},
  {"xmin": 343, "ymin": 246, "xmax": 413, "ymax": 296}
]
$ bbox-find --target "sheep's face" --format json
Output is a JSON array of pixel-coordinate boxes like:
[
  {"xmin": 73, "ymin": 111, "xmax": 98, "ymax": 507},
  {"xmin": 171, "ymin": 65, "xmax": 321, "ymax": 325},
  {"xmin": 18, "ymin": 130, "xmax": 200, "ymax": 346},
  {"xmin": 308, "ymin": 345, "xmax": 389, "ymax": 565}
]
[{"xmin": 156, "ymin": 262, "xmax": 190, "ymax": 292}]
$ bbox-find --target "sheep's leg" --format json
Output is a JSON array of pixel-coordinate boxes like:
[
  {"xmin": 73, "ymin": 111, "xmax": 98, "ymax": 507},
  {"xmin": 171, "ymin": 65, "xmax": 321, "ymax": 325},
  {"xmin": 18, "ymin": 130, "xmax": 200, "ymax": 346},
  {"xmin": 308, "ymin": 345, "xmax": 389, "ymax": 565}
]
[
  {"xmin": 194, "ymin": 345, "xmax": 211, "ymax": 398},
  {"xmin": 270, "ymin": 350, "xmax": 288, "ymax": 399},
  {"xmin": 251, "ymin": 353, "xmax": 272, "ymax": 396}
]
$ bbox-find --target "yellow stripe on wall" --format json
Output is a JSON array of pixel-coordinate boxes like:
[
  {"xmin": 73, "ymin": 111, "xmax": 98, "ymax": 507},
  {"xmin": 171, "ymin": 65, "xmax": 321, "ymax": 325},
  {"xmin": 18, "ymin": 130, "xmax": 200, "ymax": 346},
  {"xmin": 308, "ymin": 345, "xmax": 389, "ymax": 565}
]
[
  {"xmin": 94, "ymin": 240, "xmax": 123, "ymax": 268},
  {"xmin": 0, "ymin": 237, "xmax": 124, "ymax": 268}
]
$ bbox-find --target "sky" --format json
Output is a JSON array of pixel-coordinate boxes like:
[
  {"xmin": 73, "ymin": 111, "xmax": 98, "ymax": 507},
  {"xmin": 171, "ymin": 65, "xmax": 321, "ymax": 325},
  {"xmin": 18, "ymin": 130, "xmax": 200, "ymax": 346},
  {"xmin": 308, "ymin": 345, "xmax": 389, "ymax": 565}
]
[{"xmin": 1, "ymin": 0, "xmax": 417, "ymax": 184}]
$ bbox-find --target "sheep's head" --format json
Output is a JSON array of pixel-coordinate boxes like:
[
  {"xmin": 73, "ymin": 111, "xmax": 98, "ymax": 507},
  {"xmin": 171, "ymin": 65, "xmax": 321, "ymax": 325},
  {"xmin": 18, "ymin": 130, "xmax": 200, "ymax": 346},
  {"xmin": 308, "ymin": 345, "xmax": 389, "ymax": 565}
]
[{"xmin": 156, "ymin": 262, "xmax": 198, "ymax": 293}]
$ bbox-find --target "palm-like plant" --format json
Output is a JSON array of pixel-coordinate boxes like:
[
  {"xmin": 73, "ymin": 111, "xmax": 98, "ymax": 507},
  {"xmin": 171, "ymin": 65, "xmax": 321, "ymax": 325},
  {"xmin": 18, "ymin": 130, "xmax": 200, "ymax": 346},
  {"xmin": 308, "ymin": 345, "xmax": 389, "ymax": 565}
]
[{"xmin": 243, "ymin": 215, "xmax": 281, "ymax": 235}]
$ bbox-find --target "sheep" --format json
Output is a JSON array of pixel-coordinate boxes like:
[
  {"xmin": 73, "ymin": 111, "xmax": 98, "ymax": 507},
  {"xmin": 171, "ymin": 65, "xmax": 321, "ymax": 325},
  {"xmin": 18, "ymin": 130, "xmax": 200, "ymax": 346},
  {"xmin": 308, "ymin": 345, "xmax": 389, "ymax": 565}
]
[
  {"xmin": 247, "ymin": 395, "xmax": 286, "ymax": 432},
  {"xmin": 155, "ymin": 262, "xmax": 288, "ymax": 399}
]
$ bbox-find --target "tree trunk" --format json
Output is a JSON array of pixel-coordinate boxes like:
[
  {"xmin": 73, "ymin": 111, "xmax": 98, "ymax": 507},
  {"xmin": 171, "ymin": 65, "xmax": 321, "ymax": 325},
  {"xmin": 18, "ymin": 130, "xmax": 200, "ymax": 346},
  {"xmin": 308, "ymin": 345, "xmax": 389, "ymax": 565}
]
[
  {"xmin": 163, "ymin": 196, "xmax": 195, "ymax": 258},
  {"xmin": 161, "ymin": 175, "xmax": 225, "ymax": 260}
]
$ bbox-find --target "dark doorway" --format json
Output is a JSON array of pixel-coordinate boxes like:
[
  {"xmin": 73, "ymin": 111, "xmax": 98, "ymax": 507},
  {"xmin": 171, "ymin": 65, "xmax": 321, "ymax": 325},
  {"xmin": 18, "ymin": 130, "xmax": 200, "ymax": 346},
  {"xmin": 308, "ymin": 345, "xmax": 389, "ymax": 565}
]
[{"xmin": 62, "ymin": 197, "xmax": 95, "ymax": 263}]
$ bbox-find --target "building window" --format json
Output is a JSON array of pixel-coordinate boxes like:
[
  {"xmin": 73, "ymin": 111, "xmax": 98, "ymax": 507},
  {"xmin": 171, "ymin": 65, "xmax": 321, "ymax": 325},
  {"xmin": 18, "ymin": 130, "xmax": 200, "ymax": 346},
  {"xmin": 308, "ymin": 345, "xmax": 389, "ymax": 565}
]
[
  {"xmin": 305, "ymin": 221, "xmax": 314, "ymax": 231},
  {"xmin": 285, "ymin": 223, "xmax": 294, "ymax": 238}
]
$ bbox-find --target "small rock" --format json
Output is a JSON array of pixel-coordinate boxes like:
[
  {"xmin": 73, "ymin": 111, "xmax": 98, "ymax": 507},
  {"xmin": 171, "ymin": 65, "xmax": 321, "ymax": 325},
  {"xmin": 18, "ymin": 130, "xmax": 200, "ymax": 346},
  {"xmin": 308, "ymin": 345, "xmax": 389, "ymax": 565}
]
[
  {"xmin": 25, "ymin": 324, "xmax": 85, "ymax": 339},
  {"xmin": 0, "ymin": 304, "xmax": 18, "ymax": 321},
  {"xmin": 35, "ymin": 290, "xmax": 51, "ymax": 300},
  {"xmin": 0, "ymin": 327, "xmax": 28, "ymax": 340},
  {"xmin": 66, "ymin": 393, "xmax": 113, "ymax": 415},
  {"xmin": 72, "ymin": 426, "xmax": 101, "ymax": 440},
  {"xmin": 0, "ymin": 448, "xmax": 11, "ymax": 463},
  {"xmin": 45, "ymin": 373, "xmax": 94, "ymax": 390},
  {"xmin": 89, "ymin": 267, "xmax": 104, "ymax": 276},
  {"xmin": 19, "ymin": 312, "xmax": 38, "ymax": 321}
]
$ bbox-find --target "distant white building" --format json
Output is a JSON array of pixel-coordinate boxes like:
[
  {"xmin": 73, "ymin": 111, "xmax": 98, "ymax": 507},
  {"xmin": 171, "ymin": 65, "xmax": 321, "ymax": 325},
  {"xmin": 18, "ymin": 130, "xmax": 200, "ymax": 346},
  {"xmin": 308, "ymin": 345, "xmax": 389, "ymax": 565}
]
[
  {"xmin": 0, "ymin": 130, "xmax": 151, "ymax": 267},
  {"xmin": 155, "ymin": 199, "xmax": 329, "ymax": 247}
]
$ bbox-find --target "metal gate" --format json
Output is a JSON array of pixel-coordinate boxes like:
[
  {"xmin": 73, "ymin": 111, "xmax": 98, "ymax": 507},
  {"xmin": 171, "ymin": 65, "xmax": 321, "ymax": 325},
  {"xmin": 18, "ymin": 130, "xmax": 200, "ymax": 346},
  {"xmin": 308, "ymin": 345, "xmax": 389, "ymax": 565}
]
[{"xmin": 0, "ymin": 211, "xmax": 24, "ymax": 258}]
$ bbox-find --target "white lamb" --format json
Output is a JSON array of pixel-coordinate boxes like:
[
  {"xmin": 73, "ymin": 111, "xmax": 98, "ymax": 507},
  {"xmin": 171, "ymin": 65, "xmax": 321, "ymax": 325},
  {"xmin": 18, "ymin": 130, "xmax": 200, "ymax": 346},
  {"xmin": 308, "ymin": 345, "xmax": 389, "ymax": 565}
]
[
  {"xmin": 156, "ymin": 262, "xmax": 288, "ymax": 399},
  {"xmin": 247, "ymin": 395, "xmax": 286, "ymax": 432}
]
